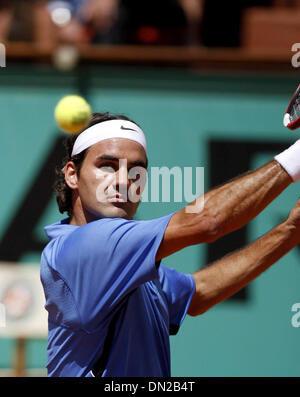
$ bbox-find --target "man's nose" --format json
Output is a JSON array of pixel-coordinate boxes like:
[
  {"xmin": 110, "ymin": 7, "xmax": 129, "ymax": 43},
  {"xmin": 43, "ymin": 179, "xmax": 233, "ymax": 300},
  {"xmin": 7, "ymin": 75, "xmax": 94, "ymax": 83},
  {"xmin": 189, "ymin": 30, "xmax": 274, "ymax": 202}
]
[{"xmin": 114, "ymin": 165, "xmax": 129, "ymax": 194}]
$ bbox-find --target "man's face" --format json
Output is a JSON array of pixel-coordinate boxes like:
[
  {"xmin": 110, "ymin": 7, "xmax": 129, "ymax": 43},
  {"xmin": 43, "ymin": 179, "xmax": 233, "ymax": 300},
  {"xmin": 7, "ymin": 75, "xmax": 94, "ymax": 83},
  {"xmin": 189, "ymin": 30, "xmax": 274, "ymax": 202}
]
[{"xmin": 67, "ymin": 138, "xmax": 148, "ymax": 222}]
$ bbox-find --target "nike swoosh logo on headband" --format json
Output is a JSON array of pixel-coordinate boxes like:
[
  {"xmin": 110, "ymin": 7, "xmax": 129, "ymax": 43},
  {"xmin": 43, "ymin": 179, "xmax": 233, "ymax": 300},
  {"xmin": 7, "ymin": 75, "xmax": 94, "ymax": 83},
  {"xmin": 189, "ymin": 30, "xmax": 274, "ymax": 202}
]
[{"xmin": 120, "ymin": 125, "xmax": 139, "ymax": 132}]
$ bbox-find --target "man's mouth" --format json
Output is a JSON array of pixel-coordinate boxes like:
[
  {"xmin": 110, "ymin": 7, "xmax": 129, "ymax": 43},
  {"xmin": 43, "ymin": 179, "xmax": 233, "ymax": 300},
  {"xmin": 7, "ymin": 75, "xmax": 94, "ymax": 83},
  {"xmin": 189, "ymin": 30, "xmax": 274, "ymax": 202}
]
[{"xmin": 107, "ymin": 197, "xmax": 127, "ymax": 203}]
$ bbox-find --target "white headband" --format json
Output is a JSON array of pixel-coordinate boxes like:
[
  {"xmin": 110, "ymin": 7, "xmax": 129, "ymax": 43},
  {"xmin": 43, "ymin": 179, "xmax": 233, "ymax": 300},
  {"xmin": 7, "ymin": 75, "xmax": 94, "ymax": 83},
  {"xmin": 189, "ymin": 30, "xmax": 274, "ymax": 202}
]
[{"xmin": 71, "ymin": 119, "xmax": 147, "ymax": 156}]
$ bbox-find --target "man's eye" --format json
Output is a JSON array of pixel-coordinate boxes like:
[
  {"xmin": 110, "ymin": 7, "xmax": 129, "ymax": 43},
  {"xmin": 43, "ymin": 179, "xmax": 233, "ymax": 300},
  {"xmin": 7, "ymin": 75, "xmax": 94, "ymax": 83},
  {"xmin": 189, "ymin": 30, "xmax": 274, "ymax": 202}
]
[
  {"xmin": 128, "ymin": 167, "xmax": 147, "ymax": 181},
  {"xmin": 99, "ymin": 165, "xmax": 116, "ymax": 173}
]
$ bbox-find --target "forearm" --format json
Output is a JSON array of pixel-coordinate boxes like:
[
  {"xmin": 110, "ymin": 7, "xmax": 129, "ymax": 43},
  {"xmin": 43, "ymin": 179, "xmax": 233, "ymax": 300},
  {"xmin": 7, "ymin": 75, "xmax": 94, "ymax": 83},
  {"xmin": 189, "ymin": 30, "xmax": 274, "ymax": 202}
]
[
  {"xmin": 189, "ymin": 220, "xmax": 297, "ymax": 316},
  {"xmin": 187, "ymin": 160, "xmax": 291, "ymax": 241}
]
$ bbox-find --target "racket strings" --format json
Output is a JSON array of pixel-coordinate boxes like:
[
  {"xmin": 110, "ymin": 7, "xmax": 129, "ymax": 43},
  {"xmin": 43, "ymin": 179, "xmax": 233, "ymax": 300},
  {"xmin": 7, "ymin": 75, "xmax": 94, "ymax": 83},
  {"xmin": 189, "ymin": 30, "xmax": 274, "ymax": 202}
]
[{"xmin": 290, "ymin": 96, "xmax": 300, "ymax": 121}]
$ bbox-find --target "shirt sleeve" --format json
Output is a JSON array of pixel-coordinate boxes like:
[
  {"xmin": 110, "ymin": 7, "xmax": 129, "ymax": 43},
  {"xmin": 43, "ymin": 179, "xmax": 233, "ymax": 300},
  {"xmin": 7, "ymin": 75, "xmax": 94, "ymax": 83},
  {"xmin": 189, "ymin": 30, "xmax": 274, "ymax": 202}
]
[
  {"xmin": 158, "ymin": 264, "xmax": 195, "ymax": 335},
  {"xmin": 55, "ymin": 213, "xmax": 174, "ymax": 331}
]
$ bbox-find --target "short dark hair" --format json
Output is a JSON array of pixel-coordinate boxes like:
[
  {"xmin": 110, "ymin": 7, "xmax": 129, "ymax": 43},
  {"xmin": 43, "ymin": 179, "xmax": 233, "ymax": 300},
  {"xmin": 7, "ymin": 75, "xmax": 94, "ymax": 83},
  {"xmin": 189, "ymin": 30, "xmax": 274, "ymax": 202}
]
[{"xmin": 54, "ymin": 112, "xmax": 140, "ymax": 217}]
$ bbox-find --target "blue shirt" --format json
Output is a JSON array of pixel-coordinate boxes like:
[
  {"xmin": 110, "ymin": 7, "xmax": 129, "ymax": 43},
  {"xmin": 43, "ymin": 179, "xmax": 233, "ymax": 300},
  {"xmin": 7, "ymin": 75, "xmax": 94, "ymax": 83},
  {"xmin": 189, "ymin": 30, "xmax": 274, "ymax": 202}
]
[{"xmin": 40, "ymin": 214, "xmax": 195, "ymax": 377}]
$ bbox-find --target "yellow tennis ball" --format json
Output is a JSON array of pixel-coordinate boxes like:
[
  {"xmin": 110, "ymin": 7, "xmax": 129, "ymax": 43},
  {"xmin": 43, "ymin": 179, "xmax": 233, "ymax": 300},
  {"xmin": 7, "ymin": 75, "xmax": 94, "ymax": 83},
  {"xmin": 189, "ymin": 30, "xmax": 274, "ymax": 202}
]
[{"xmin": 54, "ymin": 95, "xmax": 92, "ymax": 134}]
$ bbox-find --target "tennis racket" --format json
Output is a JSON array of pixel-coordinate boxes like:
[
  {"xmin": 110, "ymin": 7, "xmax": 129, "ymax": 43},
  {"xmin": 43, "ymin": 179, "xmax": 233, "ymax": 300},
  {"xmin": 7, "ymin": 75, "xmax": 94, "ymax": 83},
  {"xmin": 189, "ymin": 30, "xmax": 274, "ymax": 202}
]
[{"xmin": 283, "ymin": 84, "xmax": 300, "ymax": 130}]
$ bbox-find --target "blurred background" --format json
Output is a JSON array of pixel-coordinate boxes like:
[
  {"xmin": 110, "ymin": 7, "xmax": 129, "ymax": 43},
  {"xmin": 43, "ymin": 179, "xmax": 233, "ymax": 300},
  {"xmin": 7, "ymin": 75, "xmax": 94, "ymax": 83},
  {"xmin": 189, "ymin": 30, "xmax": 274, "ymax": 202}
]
[{"xmin": 1, "ymin": 0, "xmax": 300, "ymax": 377}]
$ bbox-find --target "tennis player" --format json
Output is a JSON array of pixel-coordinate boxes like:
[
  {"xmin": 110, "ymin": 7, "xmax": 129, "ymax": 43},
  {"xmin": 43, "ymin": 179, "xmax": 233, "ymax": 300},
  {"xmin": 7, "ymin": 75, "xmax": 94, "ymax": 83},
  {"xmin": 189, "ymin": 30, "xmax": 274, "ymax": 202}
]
[{"xmin": 41, "ymin": 112, "xmax": 300, "ymax": 377}]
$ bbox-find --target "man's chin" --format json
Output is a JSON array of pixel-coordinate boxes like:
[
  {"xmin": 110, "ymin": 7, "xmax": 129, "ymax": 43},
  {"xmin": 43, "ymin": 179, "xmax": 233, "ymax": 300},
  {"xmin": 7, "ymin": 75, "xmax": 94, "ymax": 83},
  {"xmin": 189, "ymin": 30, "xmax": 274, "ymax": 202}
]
[
  {"xmin": 94, "ymin": 204, "xmax": 132, "ymax": 220},
  {"xmin": 109, "ymin": 207, "xmax": 129, "ymax": 219}
]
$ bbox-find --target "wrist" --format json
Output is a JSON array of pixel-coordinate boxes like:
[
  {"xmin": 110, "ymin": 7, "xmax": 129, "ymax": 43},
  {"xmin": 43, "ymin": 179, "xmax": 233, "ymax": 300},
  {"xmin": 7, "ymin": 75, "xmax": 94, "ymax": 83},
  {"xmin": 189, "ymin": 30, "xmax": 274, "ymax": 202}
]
[{"xmin": 274, "ymin": 139, "xmax": 300, "ymax": 182}]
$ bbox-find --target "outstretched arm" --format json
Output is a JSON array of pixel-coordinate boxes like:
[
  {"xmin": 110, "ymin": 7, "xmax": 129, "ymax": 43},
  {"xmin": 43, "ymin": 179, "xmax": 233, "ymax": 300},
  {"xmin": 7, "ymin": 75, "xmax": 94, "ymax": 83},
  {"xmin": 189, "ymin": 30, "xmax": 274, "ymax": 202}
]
[
  {"xmin": 187, "ymin": 197, "xmax": 300, "ymax": 316},
  {"xmin": 156, "ymin": 160, "xmax": 292, "ymax": 261}
]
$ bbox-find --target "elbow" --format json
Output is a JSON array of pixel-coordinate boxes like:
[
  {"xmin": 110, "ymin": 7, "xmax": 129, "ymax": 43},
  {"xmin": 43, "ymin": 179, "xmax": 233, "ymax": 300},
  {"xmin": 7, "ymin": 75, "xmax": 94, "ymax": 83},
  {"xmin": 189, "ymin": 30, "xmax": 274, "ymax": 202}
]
[
  {"xmin": 187, "ymin": 290, "xmax": 211, "ymax": 317},
  {"xmin": 188, "ymin": 305, "xmax": 209, "ymax": 317},
  {"xmin": 194, "ymin": 214, "xmax": 220, "ymax": 243},
  {"xmin": 205, "ymin": 225, "xmax": 220, "ymax": 243},
  {"xmin": 188, "ymin": 275, "xmax": 215, "ymax": 317}
]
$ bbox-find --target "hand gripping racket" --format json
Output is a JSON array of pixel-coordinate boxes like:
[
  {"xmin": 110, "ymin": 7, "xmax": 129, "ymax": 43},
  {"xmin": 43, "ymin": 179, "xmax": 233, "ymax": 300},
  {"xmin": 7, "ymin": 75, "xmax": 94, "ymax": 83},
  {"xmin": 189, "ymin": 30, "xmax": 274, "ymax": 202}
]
[{"xmin": 283, "ymin": 84, "xmax": 300, "ymax": 130}]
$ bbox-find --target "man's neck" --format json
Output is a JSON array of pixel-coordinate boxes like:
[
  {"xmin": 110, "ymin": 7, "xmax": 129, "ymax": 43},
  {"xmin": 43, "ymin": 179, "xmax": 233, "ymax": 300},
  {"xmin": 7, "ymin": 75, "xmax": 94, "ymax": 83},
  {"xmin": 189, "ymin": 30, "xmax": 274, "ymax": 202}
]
[
  {"xmin": 69, "ymin": 214, "xmax": 86, "ymax": 226},
  {"xmin": 70, "ymin": 205, "xmax": 100, "ymax": 225},
  {"xmin": 70, "ymin": 195, "xmax": 93, "ymax": 225}
]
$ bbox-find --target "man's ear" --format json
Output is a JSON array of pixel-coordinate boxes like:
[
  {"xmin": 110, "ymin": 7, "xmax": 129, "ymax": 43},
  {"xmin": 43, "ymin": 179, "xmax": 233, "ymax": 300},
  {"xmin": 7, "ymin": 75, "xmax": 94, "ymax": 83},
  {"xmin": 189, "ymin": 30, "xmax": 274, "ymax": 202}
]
[{"xmin": 64, "ymin": 161, "xmax": 79, "ymax": 190}]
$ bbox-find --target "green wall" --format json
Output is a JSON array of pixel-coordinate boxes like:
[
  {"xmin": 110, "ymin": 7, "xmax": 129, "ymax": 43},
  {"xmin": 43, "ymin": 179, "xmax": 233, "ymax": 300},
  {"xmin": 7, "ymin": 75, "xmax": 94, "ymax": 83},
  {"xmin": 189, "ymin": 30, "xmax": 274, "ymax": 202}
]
[{"xmin": 0, "ymin": 63, "xmax": 300, "ymax": 376}]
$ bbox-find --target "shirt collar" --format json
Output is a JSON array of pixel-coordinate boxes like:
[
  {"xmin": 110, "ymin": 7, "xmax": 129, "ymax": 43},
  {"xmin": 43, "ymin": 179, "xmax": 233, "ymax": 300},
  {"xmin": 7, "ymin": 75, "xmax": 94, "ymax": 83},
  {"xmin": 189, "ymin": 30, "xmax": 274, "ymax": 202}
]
[{"xmin": 44, "ymin": 218, "xmax": 78, "ymax": 241}]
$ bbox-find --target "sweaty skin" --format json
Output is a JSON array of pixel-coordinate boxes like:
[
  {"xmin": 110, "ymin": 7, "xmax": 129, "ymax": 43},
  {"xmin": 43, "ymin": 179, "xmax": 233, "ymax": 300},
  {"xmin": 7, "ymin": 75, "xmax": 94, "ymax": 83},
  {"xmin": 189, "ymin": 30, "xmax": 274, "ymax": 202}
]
[{"xmin": 156, "ymin": 161, "xmax": 291, "ymax": 259}]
